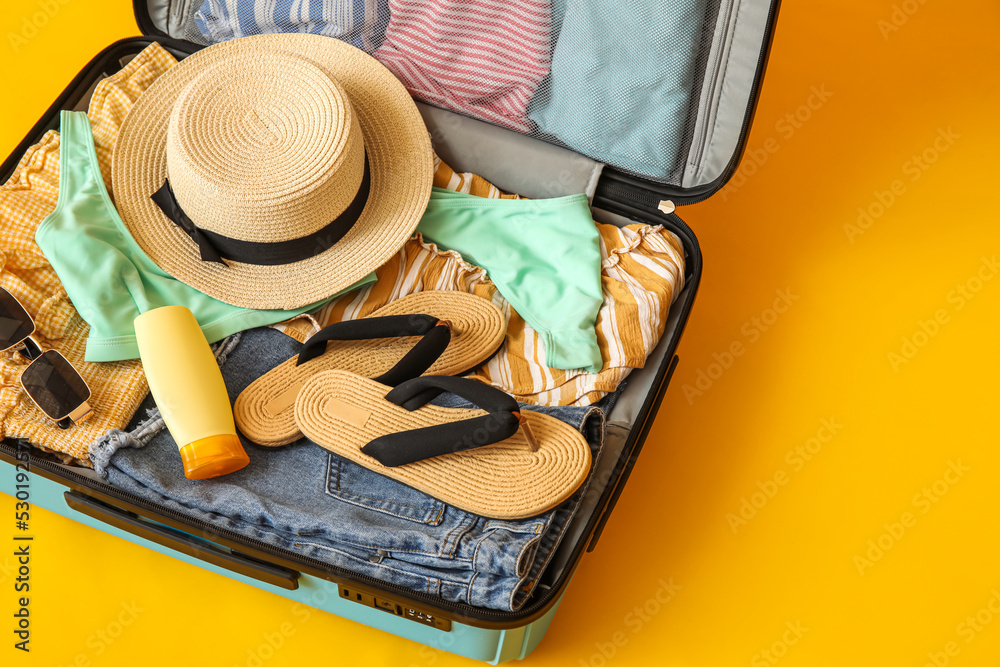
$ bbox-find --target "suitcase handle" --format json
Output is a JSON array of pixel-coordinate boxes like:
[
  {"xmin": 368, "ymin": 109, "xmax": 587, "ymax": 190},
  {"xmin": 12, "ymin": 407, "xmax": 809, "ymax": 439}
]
[{"xmin": 64, "ymin": 491, "xmax": 300, "ymax": 590}]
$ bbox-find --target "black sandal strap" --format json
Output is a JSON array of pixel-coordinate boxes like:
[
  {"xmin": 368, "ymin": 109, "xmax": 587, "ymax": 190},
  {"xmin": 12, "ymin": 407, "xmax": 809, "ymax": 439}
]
[
  {"xmin": 297, "ymin": 314, "xmax": 441, "ymax": 365},
  {"xmin": 371, "ymin": 325, "xmax": 451, "ymax": 386},
  {"xmin": 385, "ymin": 376, "xmax": 517, "ymax": 413},
  {"xmin": 361, "ymin": 376, "xmax": 521, "ymax": 467},
  {"xmin": 296, "ymin": 314, "xmax": 452, "ymax": 387}
]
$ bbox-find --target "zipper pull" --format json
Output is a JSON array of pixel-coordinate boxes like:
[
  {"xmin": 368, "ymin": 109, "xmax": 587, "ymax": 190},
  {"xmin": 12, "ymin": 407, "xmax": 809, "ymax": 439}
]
[{"xmin": 658, "ymin": 200, "xmax": 676, "ymax": 215}]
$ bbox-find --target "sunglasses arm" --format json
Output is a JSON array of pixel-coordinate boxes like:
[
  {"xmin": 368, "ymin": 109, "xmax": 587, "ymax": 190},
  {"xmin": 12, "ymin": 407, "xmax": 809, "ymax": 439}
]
[{"xmin": 66, "ymin": 402, "xmax": 93, "ymax": 424}]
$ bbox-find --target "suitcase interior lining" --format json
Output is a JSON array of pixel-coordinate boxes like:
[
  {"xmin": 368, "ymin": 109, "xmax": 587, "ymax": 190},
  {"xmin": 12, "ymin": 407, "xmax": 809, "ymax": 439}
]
[
  {"xmin": 142, "ymin": 0, "xmax": 775, "ymax": 189},
  {"xmin": 416, "ymin": 101, "xmax": 606, "ymax": 202}
]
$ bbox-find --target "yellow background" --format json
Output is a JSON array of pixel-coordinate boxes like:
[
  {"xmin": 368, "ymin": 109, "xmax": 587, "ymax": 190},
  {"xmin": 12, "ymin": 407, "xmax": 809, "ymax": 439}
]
[{"xmin": 2, "ymin": 1, "xmax": 999, "ymax": 665}]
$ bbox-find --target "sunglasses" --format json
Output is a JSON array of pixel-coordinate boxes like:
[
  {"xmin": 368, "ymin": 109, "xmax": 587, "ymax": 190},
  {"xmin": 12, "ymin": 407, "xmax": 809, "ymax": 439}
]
[{"xmin": 1, "ymin": 287, "xmax": 92, "ymax": 429}]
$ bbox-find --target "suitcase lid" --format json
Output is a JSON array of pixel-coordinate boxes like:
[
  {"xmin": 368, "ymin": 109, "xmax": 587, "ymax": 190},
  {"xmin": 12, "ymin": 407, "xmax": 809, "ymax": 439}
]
[{"xmin": 134, "ymin": 0, "xmax": 780, "ymax": 206}]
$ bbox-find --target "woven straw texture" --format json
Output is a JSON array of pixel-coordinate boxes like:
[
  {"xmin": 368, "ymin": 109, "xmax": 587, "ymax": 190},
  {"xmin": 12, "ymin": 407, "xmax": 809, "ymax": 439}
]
[
  {"xmin": 235, "ymin": 291, "xmax": 504, "ymax": 446},
  {"xmin": 295, "ymin": 370, "xmax": 591, "ymax": 519},
  {"xmin": 166, "ymin": 52, "xmax": 366, "ymax": 242},
  {"xmin": 112, "ymin": 34, "xmax": 433, "ymax": 309}
]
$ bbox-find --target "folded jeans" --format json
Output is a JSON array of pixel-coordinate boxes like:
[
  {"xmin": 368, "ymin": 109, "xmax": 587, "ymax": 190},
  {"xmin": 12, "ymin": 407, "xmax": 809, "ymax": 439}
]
[{"xmin": 90, "ymin": 325, "xmax": 604, "ymax": 611}]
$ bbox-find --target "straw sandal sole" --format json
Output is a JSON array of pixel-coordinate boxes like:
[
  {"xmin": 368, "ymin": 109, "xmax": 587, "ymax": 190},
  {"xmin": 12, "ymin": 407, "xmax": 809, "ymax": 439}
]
[
  {"xmin": 235, "ymin": 291, "xmax": 504, "ymax": 447},
  {"xmin": 294, "ymin": 370, "xmax": 592, "ymax": 520}
]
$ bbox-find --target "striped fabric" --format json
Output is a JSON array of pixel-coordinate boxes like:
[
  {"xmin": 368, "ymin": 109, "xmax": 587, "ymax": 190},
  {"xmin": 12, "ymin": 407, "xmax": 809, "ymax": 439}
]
[
  {"xmin": 0, "ymin": 44, "xmax": 178, "ymax": 464},
  {"xmin": 373, "ymin": 0, "xmax": 553, "ymax": 132},
  {"xmin": 432, "ymin": 153, "xmax": 521, "ymax": 199},
  {"xmin": 194, "ymin": 0, "xmax": 390, "ymax": 51},
  {"xmin": 274, "ymin": 154, "xmax": 686, "ymax": 406}
]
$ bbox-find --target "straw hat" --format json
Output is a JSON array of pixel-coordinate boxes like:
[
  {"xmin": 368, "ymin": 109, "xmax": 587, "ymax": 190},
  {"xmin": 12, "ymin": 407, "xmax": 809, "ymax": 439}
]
[{"xmin": 112, "ymin": 34, "xmax": 432, "ymax": 309}]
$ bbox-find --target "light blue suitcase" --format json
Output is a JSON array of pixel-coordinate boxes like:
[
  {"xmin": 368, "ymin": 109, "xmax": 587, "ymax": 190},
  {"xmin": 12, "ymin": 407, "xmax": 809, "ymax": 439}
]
[{"xmin": 0, "ymin": 0, "xmax": 780, "ymax": 659}]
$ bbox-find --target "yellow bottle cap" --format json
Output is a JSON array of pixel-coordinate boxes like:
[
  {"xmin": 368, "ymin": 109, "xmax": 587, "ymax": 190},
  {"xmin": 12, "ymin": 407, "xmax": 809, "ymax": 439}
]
[{"xmin": 179, "ymin": 434, "xmax": 250, "ymax": 480}]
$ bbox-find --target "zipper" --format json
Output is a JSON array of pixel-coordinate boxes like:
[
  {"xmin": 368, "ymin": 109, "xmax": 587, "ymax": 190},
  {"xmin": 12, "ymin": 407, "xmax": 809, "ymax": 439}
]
[
  {"xmin": 688, "ymin": 0, "xmax": 782, "ymax": 206},
  {"xmin": 597, "ymin": 180, "xmax": 672, "ymax": 217},
  {"xmin": 594, "ymin": 0, "xmax": 782, "ymax": 209},
  {"xmin": 688, "ymin": 0, "xmax": 741, "ymax": 169}
]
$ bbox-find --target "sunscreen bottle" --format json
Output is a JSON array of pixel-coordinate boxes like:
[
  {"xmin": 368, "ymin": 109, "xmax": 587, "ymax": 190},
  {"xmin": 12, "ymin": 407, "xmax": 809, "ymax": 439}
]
[{"xmin": 134, "ymin": 306, "xmax": 249, "ymax": 479}]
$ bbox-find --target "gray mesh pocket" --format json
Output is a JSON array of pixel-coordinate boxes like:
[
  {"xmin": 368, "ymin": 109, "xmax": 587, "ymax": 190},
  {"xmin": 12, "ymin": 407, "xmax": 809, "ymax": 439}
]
[{"xmin": 176, "ymin": 0, "xmax": 720, "ymax": 185}]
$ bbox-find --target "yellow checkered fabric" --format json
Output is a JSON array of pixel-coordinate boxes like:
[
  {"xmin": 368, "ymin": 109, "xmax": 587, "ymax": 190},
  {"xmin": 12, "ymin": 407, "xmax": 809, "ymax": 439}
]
[
  {"xmin": 0, "ymin": 43, "xmax": 177, "ymax": 464},
  {"xmin": 276, "ymin": 153, "xmax": 686, "ymax": 406}
]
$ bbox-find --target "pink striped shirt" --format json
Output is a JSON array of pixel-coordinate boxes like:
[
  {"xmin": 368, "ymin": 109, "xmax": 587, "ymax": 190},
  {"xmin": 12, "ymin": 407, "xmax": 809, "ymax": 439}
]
[{"xmin": 374, "ymin": 0, "xmax": 552, "ymax": 132}]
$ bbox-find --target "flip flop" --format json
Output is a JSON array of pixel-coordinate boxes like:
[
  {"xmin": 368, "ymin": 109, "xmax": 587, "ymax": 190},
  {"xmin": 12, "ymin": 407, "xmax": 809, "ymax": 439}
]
[
  {"xmin": 294, "ymin": 371, "xmax": 592, "ymax": 519},
  {"xmin": 235, "ymin": 291, "xmax": 505, "ymax": 447}
]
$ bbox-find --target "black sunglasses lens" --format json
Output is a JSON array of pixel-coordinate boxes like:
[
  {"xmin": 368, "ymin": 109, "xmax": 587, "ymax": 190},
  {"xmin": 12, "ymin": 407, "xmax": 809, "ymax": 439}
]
[
  {"xmin": 0, "ymin": 289, "xmax": 33, "ymax": 350},
  {"xmin": 20, "ymin": 350, "xmax": 90, "ymax": 420}
]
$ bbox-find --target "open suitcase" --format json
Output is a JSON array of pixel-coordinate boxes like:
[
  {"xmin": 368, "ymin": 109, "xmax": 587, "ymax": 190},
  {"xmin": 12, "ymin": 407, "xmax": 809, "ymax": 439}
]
[{"xmin": 0, "ymin": 0, "xmax": 779, "ymax": 661}]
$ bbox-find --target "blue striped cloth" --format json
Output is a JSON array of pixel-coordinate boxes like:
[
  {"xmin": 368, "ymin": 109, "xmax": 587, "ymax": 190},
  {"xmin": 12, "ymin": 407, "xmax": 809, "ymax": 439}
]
[{"xmin": 194, "ymin": 0, "xmax": 389, "ymax": 52}]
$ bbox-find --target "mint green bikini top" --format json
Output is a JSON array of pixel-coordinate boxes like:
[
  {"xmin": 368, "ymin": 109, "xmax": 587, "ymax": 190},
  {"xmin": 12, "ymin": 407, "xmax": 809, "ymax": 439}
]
[{"xmin": 36, "ymin": 111, "xmax": 373, "ymax": 362}]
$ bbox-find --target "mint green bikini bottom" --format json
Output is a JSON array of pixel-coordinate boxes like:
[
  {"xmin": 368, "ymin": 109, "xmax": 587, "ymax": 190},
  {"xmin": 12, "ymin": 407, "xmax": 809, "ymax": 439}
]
[{"xmin": 417, "ymin": 188, "xmax": 604, "ymax": 372}]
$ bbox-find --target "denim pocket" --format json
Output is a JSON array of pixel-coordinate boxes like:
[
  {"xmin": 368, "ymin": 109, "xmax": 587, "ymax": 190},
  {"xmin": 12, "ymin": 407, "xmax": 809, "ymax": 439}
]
[
  {"xmin": 325, "ymin": 454, "xmax": 446, "ymax": 525},
  {"xmin": 475, "ymin": 519, "xmax": 548, "ymax": 579}
]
